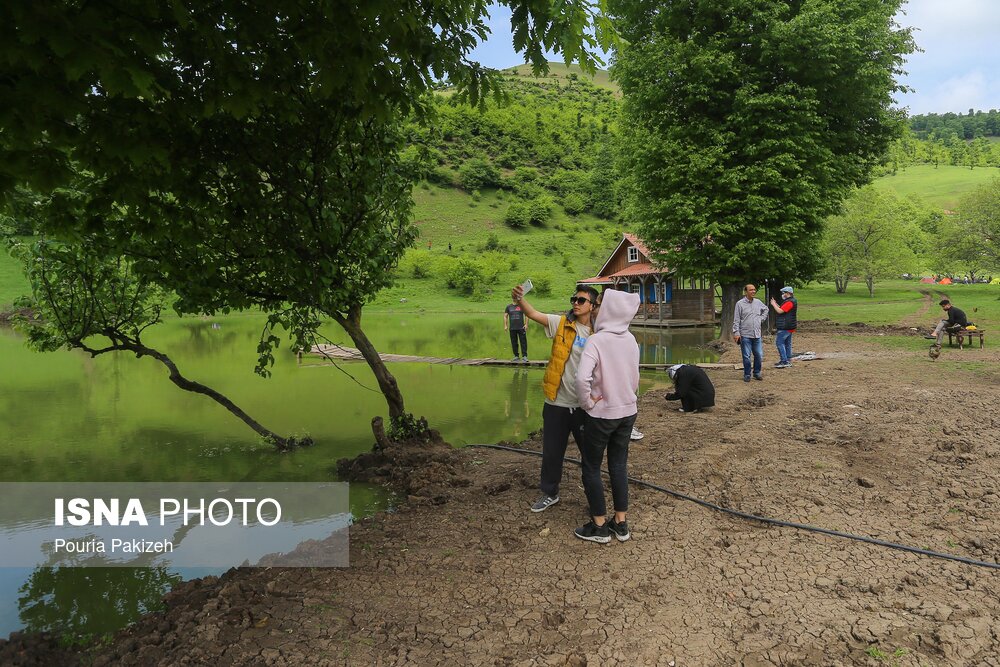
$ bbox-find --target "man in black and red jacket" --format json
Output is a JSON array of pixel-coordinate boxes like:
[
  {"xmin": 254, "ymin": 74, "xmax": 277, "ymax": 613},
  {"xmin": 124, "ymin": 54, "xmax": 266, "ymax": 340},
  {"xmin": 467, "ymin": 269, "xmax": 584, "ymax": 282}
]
[{"xmin": 769, "ymin": 286, "xmax": 797, "ymax": 368}]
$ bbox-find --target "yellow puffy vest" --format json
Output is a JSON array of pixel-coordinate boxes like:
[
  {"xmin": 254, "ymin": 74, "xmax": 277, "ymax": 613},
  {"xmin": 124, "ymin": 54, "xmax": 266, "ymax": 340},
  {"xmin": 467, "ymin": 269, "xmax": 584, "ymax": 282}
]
[{"xmin": 542, "ymin": 316, "xmax": 578, "ymax": 401}]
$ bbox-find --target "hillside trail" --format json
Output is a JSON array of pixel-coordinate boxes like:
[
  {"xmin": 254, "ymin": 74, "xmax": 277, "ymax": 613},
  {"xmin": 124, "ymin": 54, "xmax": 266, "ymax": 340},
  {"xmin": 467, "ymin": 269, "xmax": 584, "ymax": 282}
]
[{"xmin": 8, "ymin": 331, "xmax": 1000, "ymax": 667}]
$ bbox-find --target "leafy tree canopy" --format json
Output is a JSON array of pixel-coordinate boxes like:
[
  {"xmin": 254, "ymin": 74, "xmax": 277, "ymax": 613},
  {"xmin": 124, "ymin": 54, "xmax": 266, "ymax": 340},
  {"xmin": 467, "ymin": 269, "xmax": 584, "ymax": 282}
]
[
  {"xmin": 611, "ymin": 0, "xmax": 915, "ymax": 331},
  {"xmin": 0, "ymin": 0, "xmax": 618, "ymax": 428},
  {"xmin": 0, "ymin": 0, "xmax": 618, "ymax": 191}
]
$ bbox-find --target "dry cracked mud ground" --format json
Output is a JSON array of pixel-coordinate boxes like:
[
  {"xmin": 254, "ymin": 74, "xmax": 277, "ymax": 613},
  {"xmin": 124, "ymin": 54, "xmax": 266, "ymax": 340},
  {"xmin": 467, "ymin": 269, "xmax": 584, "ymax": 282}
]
[{"xmin": 4, "ymin": 330, "xmax": 1000, "ymax": 666}]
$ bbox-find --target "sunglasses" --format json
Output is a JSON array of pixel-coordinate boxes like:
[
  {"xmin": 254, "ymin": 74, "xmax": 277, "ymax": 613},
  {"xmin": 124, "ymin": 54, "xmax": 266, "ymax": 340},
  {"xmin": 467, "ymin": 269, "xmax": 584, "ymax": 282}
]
[{"xmin": 570, "ymin": 296, "xmax": 593, "ymax": 306}]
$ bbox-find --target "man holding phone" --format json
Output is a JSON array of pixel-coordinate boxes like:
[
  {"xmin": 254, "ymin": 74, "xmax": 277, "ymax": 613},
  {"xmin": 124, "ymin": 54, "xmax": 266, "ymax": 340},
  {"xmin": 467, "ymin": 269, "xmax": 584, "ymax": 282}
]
[{"xmin": 511, "ymin": 281, "xmax": 599, "ymax": 512}]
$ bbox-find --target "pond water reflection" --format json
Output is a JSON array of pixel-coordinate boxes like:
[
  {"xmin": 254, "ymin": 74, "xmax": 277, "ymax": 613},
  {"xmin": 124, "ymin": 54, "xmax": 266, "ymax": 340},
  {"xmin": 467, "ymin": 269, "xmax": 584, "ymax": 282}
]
[{"xmin": 0, "ymin": 313, "xmax": 715, "ymax": 639}]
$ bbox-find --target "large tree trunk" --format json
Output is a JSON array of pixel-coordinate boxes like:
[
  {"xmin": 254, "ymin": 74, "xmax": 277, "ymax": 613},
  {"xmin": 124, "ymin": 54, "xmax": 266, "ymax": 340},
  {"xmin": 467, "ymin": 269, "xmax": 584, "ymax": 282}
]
[
  {"xmin": 716, "ymin": 281, "xmax": 743, "ymax": 341},
  {"xmin": 333, "ymin": 304, "xmax": 406, "ymax": 421},
  {"xmin": 126, "ymin": 343, "xmax": 294, "ymax": 450},
  {"xmin": 866, "ymin": 275, "xmax": 875, "ymax": 297},
  {"xmin": 835, "ymin": 276, "xmax": 848, "ymax": 293}
]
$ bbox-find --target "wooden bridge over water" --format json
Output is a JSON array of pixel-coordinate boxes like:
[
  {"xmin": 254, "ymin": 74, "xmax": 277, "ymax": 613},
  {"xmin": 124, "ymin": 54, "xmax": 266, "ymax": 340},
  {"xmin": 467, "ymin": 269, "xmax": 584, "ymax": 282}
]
[{"xmin": 308, "ymin": 344, "xmax": 738, "ymax": 370}]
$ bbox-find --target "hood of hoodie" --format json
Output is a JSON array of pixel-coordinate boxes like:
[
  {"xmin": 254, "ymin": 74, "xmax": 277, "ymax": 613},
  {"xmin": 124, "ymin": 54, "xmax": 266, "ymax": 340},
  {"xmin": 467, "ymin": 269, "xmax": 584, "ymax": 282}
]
[{"xmin": 595, "ymin": 289, "xmax": 640, "ymax": 334}]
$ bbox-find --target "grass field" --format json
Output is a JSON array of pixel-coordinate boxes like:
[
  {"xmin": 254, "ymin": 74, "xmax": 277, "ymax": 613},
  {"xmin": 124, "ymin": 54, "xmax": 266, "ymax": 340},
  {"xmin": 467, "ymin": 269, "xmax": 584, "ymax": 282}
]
[
  {"xmin": 874, "ymin": 164, "xmax": 1000, "ymax": 210},
  {"xmin": 6, "ymin": 185, "xmax": 1000, "ymax": 333},
  {"xmin": 797, "ymin": 279, "xmax": 1000, "ymax": 329},
  {"xmin": 0, "ymin": 240, "xmax": 30, "ymax": 308}
]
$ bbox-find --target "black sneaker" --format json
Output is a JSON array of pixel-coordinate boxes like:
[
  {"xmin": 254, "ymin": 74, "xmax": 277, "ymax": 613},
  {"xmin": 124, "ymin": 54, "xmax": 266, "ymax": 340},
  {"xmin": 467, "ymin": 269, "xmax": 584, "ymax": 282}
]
[
  {"xmin": 753, "ymin": 374, "xmax": 763, "ymax": 381},
  {"xmin": 530, "ymin": 495, "xmax": 560, "ymax": 513},
  {"xmin": 607, "ymin": 517, "xmax": 631, "ymax": 542},
  {"xmin": 574, "ymin": 520, "xmax": 611, "ymax": 544}
]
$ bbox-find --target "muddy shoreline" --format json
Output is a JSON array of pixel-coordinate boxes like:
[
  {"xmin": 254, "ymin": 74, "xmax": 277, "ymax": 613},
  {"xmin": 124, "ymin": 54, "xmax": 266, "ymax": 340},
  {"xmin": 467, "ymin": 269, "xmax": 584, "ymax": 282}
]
[{"xmin": 4, "ymin": 329, "xmax": 1000, "ymax": 666}]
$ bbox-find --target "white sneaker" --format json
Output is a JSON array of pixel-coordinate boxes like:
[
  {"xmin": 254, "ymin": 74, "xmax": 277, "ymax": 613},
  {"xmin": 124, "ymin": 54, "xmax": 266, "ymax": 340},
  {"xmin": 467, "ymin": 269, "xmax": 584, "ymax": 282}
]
[{"xmin": 630, "ymin": 427, "xmax": 644, "ymax": 441}]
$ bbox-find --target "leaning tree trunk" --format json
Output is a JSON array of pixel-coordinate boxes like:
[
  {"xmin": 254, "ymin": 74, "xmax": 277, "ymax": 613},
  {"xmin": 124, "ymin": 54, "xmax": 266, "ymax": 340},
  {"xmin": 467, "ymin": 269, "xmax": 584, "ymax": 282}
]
[
  {"xmin": 717, "ymin": 281, "xmax": 744, "ymax": 341},
  {"xmin": 333, "ymin": 303, "xmax": 406, "ymax": 421},
  {"xmin": 126, "ymin": 342, "xmax": 294, "ymax": 450}
]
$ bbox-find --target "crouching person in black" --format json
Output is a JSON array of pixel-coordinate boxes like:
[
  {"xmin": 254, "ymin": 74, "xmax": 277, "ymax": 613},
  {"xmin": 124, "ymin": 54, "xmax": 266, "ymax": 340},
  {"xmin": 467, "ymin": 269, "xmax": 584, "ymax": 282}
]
[{"xmin": 664, "ymin": 364, "xmax": 715, "ymax": 413}]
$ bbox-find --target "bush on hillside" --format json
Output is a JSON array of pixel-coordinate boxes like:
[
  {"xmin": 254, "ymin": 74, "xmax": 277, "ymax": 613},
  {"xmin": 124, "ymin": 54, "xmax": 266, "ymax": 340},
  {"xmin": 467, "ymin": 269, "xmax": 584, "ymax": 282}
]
[
  {"xmin": 479, "ymin": 233, "xmax": 508, "ymax": 253},
  {"xmin": 459, "ymin": 157, "xmax": 500, "ymax": 191},
  {"xmin": 398, "ymin": 250, "xmax": 440, "ymax": 279},
  {"xmin": 505, "ymin": 202, "xmax": 530, "ymax": 229},
  {"xmin": 446, "ymin": 258, "xmax": 485, "ymax": 294},
  {"xmin": 562, "ymin": 192, "xmax": 586, "ymax": 215},
  {"xmin": 533, "ymin": 272, "xmax": 553, "ymax": 296},
  {"xmin": 528, "ymin": 195, "xmax": 554, "ymax": 225},
  {"xmin": 427, "ymin": 166, "xmax": 456, "ymax": 187}
]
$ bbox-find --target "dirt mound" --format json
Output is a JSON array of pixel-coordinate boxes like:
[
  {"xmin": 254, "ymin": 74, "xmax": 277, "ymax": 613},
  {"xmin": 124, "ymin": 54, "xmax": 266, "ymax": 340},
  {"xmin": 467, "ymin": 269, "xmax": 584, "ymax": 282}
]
[
  {"xmin": 802, "ymin": 318, "xmax": 922, "ymax": 336},
  {"xmin": 336, "ymin": 429, "xmax": 471, "ymax": 504},
  {"xmin": 0, "ymin": 307, "xmax": 34, "ymax": 325},
  {"xmin": 0, "ymin": 631, "xmax": 78, "ymax": 667}
]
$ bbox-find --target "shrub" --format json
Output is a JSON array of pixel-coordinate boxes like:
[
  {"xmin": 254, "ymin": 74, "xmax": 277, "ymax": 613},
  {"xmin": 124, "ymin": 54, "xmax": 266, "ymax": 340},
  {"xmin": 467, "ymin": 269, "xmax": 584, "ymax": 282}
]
[
  {"xmin": 533, "ymin": 272, "xmax": 553, "ymax": 296},
  {"xmin": 398, "ymin": 250, "xmax": 436, "ymax": 279},
  {"xmin": 481, "ymin": 233, "xmax": 503, "ymax": 252},
  {"xmin": 528, "ymin": 195, "xmax": 554, "ymax": 225},
  {"xmin": 446, "ymin": 258, "xmax": 485, "ymax": 294},
  {"xmin": 562, "ymin": 192, "xmax": 586, "ymax": 216},
  {"xmin": 504, "ymin": 202, "xmax": 530, "ymax": 229},
  {"xmin": 427, "ymin": 166, "xmax": 455, "ymax": 186},
  {"xmin": 471, "ymin": 190, "xmax": 482, "ymax": 202},
  {"xmin": 459, "ymin": 157, "xmax": 500, "ymax": 191}
]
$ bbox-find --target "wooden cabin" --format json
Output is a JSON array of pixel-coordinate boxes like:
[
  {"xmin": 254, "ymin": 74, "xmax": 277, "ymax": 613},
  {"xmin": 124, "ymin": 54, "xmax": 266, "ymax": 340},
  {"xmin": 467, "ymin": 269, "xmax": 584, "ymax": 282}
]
[{"xmin": 578, "ymin": 233, "xmax": 715, "ymax": 324}]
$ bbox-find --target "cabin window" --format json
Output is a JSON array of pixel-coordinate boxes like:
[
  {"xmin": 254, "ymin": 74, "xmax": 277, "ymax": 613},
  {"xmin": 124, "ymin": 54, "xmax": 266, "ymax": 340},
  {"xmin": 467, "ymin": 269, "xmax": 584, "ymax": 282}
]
[{"xmin": 627, "ymin": 246, "xmax": 638, "ymax": 263}]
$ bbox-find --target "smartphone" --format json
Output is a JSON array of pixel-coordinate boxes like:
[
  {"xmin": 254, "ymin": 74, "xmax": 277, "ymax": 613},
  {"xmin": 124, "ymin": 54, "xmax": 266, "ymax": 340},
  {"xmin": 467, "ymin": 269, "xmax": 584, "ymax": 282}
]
[{"xmin": 520, "ymin": 278, "xmax": 533, "ymax": 296}]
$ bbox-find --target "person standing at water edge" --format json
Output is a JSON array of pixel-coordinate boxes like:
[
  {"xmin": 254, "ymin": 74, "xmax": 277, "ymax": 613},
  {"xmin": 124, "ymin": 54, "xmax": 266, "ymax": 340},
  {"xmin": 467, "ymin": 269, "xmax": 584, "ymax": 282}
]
[
  {"xmin": 510, "ymin": 283, "xmax": 598, "ymax": 513},
  {"xmin": 733, "ymin": 284, "xmax": 769, "ymax": 382},
  {"xmin": 504, "ymin": 298, "xmax": 529, "ymax": 363},
  {"xmin": 769, "ymin": 286, "xmax": 797, "ymax": 368},
  {"xmin": 574, "ymin": 288, "xmax": 641, "ymax": 543}
]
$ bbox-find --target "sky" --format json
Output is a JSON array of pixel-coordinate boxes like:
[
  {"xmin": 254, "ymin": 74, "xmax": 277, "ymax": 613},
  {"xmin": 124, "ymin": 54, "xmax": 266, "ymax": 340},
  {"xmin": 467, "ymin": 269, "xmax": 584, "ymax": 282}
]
[{"xmin": 468, "ymin": 0, "xmax": 1000, "ymax": 116}]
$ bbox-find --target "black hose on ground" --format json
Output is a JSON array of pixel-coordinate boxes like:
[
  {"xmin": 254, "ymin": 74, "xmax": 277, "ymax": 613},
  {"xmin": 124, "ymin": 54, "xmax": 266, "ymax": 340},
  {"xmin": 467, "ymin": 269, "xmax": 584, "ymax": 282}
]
[{"xmin": 468, "ymin": 443, "xmax": 1000, "ymax": 571}]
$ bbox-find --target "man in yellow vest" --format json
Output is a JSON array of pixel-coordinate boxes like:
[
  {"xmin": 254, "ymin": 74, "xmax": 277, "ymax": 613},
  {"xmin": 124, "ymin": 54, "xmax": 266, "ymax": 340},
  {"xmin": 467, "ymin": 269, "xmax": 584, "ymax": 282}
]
[{"xmin": 511, "ymin": 282, "xmax": 598, "ymax": 512}]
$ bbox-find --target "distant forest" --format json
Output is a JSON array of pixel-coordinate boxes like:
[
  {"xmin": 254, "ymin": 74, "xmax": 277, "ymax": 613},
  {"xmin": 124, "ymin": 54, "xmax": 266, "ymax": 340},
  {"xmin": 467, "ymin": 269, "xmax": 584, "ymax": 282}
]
[{"xmin": 909, "ymin": 109, "xmax": 1000, "ymax": 140}]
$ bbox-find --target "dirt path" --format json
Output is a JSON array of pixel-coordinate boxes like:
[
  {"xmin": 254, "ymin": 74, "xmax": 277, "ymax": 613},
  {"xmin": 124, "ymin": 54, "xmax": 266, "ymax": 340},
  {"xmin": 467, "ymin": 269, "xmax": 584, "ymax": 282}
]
[{"xmin": 6, "ymin": 331, "xmax": 1000, "ymax": 667}]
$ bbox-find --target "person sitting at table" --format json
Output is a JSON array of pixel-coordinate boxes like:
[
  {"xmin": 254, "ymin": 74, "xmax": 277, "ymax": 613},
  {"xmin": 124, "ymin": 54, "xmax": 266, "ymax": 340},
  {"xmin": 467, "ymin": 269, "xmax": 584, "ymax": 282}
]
[{"xmin": 925, "ymin": 299, "xmax": 969, "ymax": 351}]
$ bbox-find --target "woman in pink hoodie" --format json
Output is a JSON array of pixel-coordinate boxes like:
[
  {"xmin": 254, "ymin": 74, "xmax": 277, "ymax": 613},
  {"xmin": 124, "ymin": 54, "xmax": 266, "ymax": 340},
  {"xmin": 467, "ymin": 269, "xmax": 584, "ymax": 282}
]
[{"xmin": 574, "ymin": 288, "xmax": 641, "ymax": 544}]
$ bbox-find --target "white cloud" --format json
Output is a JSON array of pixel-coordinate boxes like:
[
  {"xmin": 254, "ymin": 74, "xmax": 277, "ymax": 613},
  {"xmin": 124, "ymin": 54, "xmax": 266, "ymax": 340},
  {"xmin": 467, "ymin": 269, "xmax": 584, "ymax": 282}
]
[
  {"xmin": 895, "ymin": 0, "xmax": 1000, "ymax": 113},
  {"xmin": 898, "ymin": 71, "xmax": 1000, "ymax": 115}
]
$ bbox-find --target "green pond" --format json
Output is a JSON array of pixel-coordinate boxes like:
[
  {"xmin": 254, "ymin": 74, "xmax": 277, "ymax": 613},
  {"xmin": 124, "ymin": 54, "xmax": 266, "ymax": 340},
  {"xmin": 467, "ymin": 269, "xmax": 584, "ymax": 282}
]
[{"xmin": 0, "ymin": 312, "xmax": 717, "ymax": 640}]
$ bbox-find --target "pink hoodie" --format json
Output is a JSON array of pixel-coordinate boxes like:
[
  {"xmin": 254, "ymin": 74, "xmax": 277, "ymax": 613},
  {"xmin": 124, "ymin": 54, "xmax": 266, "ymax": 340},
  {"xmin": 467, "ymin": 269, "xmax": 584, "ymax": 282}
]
[{"xmin": 576, "ymin": 289, "xmax": 641, "ymax": 419}]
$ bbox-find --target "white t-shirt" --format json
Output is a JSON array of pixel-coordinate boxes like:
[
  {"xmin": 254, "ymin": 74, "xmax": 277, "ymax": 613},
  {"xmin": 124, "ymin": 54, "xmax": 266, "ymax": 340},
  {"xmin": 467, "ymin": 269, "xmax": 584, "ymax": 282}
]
[{"xmin": 544, "ymin": 314, "xmax": 591, "ymax": 408}]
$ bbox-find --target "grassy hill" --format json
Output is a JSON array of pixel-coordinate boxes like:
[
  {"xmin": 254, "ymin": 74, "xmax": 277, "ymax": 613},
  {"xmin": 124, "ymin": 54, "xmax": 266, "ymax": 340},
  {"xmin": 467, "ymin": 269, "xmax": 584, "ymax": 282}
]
[
  {"xmin": 369, "ymin": 184, "xmax": 622, "ymax": 313},
  {"xmin": 874, "ymin": 164, "xmax": 1000, "ymax": 210},
  {"xmin": 501, "ymin": 62, "xmax": 618, "ymax": 95}
]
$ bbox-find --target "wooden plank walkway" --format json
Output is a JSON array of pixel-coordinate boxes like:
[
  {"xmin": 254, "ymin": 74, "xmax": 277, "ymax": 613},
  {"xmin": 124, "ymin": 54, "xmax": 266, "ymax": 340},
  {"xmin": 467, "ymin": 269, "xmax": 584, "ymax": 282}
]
[{"xmin": 309, "ymin": 344, "xmax": 739, "ymax": 370}]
